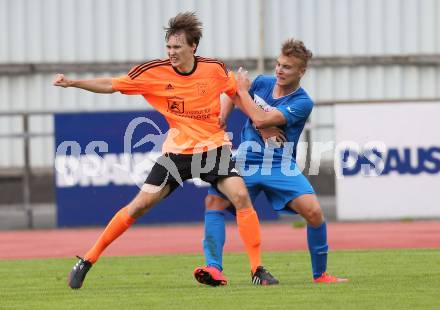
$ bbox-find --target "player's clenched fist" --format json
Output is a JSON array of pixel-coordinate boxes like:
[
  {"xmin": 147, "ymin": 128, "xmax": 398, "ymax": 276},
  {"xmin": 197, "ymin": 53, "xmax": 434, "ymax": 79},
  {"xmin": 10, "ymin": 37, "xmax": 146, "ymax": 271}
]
[
  {"xmin": 236, "ymin": 67, "xmax": 251, "ymax": 92},
  {"xmin": 53, "ymin": 74, "xmax": 72, "ymax": 88}
]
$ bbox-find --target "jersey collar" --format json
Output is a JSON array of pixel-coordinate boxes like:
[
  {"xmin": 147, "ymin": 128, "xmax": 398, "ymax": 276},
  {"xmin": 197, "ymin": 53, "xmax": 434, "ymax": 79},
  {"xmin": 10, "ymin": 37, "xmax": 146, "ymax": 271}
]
[
  {"xmin": 172, "ymin": 56, "xmax": 198, "ymax": 76},
  {"xmin": 272, "ymin": 83, "xmax": 301, "ymax": 100}
]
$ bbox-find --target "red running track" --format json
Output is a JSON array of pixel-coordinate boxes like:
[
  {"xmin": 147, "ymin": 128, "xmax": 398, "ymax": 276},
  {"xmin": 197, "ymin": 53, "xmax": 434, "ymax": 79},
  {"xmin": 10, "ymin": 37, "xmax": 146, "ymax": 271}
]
[{"xmin": 0, "ymin": 221, "xmax": 439, "ymax": 260}]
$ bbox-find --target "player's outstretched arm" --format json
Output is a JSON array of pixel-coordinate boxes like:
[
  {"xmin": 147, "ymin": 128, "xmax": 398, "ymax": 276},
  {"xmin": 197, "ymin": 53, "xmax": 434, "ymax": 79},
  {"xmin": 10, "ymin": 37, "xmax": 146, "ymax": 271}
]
[
  {"xmin": 235, "ymin": 68, "xmax": 286, "ymax": 129},
  {"xmin": 53, "ymin": 74, "xmax": 116, "ymax": 94}
]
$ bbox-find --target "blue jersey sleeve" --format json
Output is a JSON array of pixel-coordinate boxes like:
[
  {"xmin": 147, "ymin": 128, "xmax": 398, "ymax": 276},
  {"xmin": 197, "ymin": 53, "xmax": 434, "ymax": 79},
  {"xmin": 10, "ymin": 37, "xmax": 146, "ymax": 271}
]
[
  {"xmin": 277, "ymin": 98, "xmax": 313, "ymax": 125},
  {"xmin": 248, "ymin": 75, "xmax": 263, "ymax": 98}
]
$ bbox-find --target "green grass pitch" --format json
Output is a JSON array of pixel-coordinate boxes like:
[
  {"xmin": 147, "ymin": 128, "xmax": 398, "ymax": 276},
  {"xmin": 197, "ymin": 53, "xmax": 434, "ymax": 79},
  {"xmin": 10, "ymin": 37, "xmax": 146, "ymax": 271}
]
[{"xmin": 1, "ymin": 249, "xmax": 439, "ymax": 310}]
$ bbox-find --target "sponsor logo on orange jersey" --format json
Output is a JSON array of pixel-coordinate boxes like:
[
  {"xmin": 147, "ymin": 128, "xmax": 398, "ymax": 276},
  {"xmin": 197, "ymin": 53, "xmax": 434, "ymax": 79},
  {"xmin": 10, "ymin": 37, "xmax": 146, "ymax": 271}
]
[{"xmin": 167, "ymin": 96, "xmax": 185, "ymax": 113}]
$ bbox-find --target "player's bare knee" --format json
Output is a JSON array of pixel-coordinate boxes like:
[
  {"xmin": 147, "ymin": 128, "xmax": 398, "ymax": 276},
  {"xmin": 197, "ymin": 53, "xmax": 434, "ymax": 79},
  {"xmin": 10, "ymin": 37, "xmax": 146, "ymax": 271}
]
[
  {"xmin": 205, "ymin": 194, "xmax": 229, "ymax": 211},
  {"xmin": 304, "ymin": 205, "xmax": 324, "ymax": 227},
  {"xmin": 229, "ymin": 189, "xmax": 250, "ymax": 209}
]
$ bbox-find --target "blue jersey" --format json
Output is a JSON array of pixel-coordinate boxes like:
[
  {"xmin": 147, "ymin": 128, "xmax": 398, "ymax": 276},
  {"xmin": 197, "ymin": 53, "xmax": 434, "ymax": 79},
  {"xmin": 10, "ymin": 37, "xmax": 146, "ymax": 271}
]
[
  {"xmin": 209, "ymin": 74, "xmax": 315, "ymax": 210},
  {"xmin": 236, "ymin": 75, "xmax": 313, "ymax": 169}
]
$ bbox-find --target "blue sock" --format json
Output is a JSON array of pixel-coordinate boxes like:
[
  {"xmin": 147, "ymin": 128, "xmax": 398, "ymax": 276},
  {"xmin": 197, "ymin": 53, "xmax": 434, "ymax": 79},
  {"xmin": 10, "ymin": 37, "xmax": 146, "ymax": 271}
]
[
  {"xmin": 203, "ymin": 210, "xmax": 225, "ymax": 271},
  {"xmin": 307, "ymin": 222, "xmax": 329, "ymax": 279}
]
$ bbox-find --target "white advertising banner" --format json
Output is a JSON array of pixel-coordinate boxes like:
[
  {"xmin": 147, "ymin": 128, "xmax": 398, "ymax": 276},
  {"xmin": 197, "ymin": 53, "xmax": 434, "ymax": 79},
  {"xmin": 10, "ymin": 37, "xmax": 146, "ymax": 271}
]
[{"xmin": 334, "ymin": 102, "xmax": 440, "ymax": 220}]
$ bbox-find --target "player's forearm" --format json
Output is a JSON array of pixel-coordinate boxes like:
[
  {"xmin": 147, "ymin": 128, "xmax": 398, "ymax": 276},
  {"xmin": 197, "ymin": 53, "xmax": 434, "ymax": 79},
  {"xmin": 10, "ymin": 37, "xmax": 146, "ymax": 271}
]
[
  {"xmin": 69, "ymin": 78, "xmax": 115, "ymax": 93},
  {"xmin": 220, "ymin": 95, "xmax": 235, "ymax": 121},
  {"xmin": 236, "ymin": 89, "xmax": 278, "ymax": 129}
]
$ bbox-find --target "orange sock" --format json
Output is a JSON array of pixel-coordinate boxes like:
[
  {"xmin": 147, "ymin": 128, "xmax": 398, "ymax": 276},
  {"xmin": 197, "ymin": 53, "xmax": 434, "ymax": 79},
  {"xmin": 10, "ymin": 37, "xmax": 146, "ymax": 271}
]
[
  {"xmin": 236, "ymin": 207, "xmax": 262, "ymax": 273},
  {"xmin": 84, "ymin": 206, "xmax": 135, "ymax": 264}
]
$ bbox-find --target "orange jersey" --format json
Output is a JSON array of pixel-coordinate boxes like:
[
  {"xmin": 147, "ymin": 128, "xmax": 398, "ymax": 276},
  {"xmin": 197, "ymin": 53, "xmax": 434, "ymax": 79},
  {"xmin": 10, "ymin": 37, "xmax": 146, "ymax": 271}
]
[{"xmin": 112, "ymin": 56, "xmax": 237, "ymax": 154}]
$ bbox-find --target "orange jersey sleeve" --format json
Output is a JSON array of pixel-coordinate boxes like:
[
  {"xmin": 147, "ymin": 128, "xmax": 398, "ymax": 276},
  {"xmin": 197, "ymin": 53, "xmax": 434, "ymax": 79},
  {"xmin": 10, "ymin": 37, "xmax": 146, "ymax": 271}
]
[
  {"xmin": 223, "ymin": 71, "xmax": 237, "ymax": 98},
  {"xmin": 111, "ymin": 74, "xmax": 149, "ymax": 95},
  {"xmin": 112, "ymin": 59, "xmax": 171, "ymax": 95}
]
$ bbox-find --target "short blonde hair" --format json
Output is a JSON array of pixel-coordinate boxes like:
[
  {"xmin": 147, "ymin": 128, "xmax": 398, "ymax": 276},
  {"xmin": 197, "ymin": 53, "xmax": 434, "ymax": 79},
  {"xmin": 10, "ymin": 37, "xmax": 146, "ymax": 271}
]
[{"xmin": 281, "ymin": 38, "xmax": 313, "ymax": 67}]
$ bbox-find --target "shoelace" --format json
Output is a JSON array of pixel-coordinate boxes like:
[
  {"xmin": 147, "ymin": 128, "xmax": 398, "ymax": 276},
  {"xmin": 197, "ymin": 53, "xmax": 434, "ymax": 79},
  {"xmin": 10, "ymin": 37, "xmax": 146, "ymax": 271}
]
[
  {"xmin": 73, "ymin": 256, "xmax": 85, "ymax": 270},
  {"xmin": 259, "ymin": 268, "xmax": 273, "ymax": 278}
]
